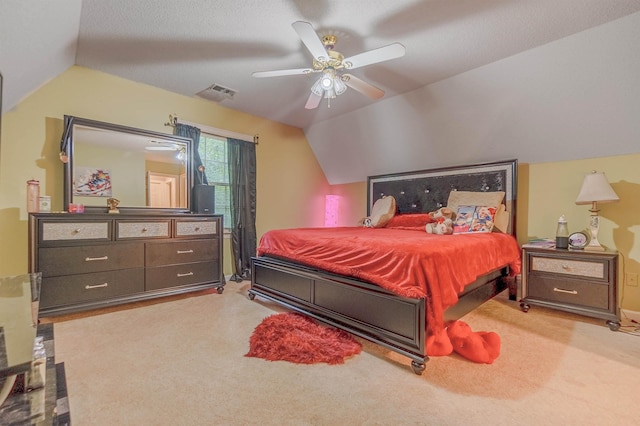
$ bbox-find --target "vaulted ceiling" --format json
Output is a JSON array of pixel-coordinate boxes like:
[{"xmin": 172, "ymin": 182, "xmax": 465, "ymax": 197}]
[{"xmin": 2, "ymin": 1, "xmax": 640, "ymax": 183}]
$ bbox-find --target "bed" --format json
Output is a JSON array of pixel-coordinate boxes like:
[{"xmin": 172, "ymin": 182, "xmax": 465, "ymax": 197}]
[{"xmin": 248, "ymin": 160, "xmax": 520, "ymax": 374}]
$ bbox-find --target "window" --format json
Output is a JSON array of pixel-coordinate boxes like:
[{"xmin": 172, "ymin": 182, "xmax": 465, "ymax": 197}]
[{"xmin": 198, "ymin": 133, "xmax": 231, "ymax": 228}]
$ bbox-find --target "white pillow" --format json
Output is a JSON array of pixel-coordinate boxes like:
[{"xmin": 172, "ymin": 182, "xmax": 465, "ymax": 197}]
[{"xmin": 364, "ymin": 196, "xmax": 396, "ymax": 228}]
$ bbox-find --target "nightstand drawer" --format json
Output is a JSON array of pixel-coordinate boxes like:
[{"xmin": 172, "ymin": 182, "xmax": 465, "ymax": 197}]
[
  {"xmin": 530, "ymin": 256, "xmax": 605, "ymax": 280},
  {"xmin": 527, "ymin": 276, "xmax": 610, "ymax": 310}
]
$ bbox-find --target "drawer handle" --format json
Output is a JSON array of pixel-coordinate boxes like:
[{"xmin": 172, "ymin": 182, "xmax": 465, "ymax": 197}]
[
  {"xmin": 177, "ymin": 272, "xmax": 194, "ymax": 277},
  {"xmin": 194, "ymin": 227, "xmax": 201, "ymax": 232},
  {"xmin": 72, "ymin": 229, "xmax": 81, "ymax": 234},
  {"xmin": 561, "ymin": 264, "xmax": 569, "ymax": 270},
  {"xmin": 85, "ymin": 283, "xmax": 109, "ymax": 289},
  {"xmin": 553, "ymin": 287, "xmax": 578, "ymax": 295},
  {"xmin": 141, "ymin": 228, "xmax": 148, "ymax": 232},
  {"xmin": 85, "ymin": 256, "xmax": 108, "ymax": 262},
  {"xmin": 177, "ymin": 249, "xmax": 194, "ymax": 254}
]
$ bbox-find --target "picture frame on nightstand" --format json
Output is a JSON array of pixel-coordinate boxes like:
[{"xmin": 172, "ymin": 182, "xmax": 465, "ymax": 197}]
[{"xmin": 568, "ymin": 231, "xmax": 589, "ymax": 249}]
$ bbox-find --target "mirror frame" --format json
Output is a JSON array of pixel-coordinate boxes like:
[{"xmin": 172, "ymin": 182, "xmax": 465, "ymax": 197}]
[{"xmin": 61, "ymin": 115, "xmax": 194, "ymax": 214}]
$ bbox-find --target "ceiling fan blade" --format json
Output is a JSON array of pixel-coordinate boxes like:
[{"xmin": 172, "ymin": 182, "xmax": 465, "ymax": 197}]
[
  {"xmin": 292, "ymin": 21, "xmax": 328, "ymax": 61},
  {"xmin": 343, "ymin": 74, "xmax": 385, "ymax": 99},
  {"xmin": 252, "ymin": 68, "xmax": 313, "ymax": 78},
  {"xmin": 305, "ymin": 92, "xmax": 322, "ymax": 109},
  {"xmin": 343, "ymin": 43, "xmax": 406, "ymax": 70}
]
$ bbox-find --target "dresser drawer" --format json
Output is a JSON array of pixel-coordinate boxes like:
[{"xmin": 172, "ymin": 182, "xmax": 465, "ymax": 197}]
[
  {"xmin": 40, "ymin": 269, "xmax": 145, "ymax": 308},
  {"xmin": 175, "ymin": 219, "xmax": 218, "ymax": 237},
  {"xmin": 146, "ymin": 240, "xmax": 219, "ymax": 267},
  {"xmin": 39, "ymin": 243, "xmax": 144, "ymax": 276},
  {"xmin": 526, "ymin": 275, "xmax": 610, "ymax": 310},
  {"xmin": 530, "ymin": 256, "xmax": 605, "ymax": 280},
  {"xmin": 41, "ymin": 221, "xmax": 110, "ymax": 242},
  {"xmin": 145, "ymin": 261, "xmax": 219, "ymax": 291},
  {"xmin": 116, "ymin": 220, "xmax": 171, "ymax": 239}
]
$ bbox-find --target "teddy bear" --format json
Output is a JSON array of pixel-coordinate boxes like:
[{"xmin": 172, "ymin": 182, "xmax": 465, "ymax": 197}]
[
  {"xmin": 446, "ymin": 320, "xmax": 501, "ymax": 364},
  {"xmin": 425, "ymin": 207, "xmax": 455, "ymax": 235}
]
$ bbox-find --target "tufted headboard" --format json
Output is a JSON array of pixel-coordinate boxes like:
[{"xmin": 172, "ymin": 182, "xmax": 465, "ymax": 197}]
[{"xmin": 367, "ymin": 159, "xmax": 517, "ymax": 236}]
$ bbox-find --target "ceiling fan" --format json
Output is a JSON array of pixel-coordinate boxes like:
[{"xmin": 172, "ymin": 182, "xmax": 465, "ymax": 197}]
[{"xmin": 252, "ymin": 21, "xmax": 406, "ymax": 109}]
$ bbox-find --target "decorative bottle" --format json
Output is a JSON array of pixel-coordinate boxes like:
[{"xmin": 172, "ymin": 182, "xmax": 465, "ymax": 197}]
[
  {"xmin": 27, "ymin": 336, "xmax": 46, "ymax": 390},
  {"xmin": 556, "ymin": 215, "xmax": 569, "ymax": 249},
  {"xmin": 27, "ymin": 179, "xmax": 40, "ymax": 213}
]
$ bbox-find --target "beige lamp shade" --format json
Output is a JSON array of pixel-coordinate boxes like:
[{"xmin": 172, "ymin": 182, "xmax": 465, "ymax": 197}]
[{"xmin": 575, "ymin": 171, "xmax": 619, "ymax": 205}]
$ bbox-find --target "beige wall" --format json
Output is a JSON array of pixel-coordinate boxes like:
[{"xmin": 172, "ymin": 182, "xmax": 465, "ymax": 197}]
[{"xmin": 0, "ymin": 66, "xmax": 330, "ymax": 276}]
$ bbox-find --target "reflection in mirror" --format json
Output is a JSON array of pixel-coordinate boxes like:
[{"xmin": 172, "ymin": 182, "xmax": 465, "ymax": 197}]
[
  {"xmin": 62, "ymin": 116, "xmax": 193, "ymax": 213},
  {"xmin": 0, "ymin": 273, "xmax": 40, "ymax": 379}
]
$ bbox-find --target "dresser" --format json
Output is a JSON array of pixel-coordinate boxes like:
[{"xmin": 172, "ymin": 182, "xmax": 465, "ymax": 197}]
[
  {"xmin": 520, "ymin": 247, "xmax": 619, "ymax": 330},
  {"xmin": 29, "ymin": 213, "xmax": 224, "ymax": 316}
]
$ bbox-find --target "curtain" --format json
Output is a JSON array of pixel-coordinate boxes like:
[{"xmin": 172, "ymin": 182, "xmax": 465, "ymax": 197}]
[
  {"xmin": 175, "ymin": 123, "xmax": 207, "ymax": 184},
  {"xmin": 228, "ymin": 138, "xmax": 257, "ymax": 282}
]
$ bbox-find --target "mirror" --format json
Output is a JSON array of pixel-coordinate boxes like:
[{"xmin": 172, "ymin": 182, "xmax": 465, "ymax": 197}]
[{"xmin": 62, "ymin": 116, "xmax": 193, "ymax": 214}]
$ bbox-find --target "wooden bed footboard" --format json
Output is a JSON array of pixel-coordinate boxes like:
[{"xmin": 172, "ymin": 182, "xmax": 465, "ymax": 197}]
[
  {"xmin": 248, "ymin": 159, "xmax": 518, "ymax": 374},
  {"xmin": 249, "ymin": 255, "xmax": 510, "ymax": 375}
]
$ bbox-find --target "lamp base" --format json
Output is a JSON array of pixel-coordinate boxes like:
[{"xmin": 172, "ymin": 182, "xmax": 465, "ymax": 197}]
[
  {"xmin": 584, "ymin": 237, "xmax": 606, "ymax": 251},
  {"xmin": 585, "ymin": 210, "xmax": 606, "ymax": 251}
]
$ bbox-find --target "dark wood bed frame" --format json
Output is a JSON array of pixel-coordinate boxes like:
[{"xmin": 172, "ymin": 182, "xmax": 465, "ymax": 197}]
[{"xmin": 249, "ymin": 159, "xmax": 518, "ymax": 374}]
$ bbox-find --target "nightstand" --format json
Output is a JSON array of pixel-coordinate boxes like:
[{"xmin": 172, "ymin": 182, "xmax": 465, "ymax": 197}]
[{"xmin": 520, "ymin": 247, "xmax": 620, "ymax": 331}]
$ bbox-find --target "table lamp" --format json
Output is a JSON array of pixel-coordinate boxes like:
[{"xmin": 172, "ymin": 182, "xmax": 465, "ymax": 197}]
[{"xmin": 575, "ymin": 171, "xmax": 619, "ymax": 251}]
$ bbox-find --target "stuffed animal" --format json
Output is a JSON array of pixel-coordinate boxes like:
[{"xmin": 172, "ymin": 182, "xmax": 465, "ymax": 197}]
[
  {"xmin": 425, "ymin": 207, "xmax": 455, "ymax": 235},
  {"xmin": 429, "ymin": 206, "xmax": 455, "ymax": 220},
  {"xmin": 426, "ymin": 219, "xmax": 453, "ymax": 235},
  {"xmin": 446, "ymin": 320, "xmax": 501, "ymax": 364}
]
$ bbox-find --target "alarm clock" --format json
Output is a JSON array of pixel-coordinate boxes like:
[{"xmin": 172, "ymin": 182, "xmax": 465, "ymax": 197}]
[{"xmin": 568, "ymin": 231, "xmax": 589, "ymax": 249}]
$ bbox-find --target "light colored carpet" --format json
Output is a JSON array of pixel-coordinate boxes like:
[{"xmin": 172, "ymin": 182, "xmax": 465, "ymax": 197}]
[{"xmin": 53, "ymin": 280, "xmax": 640, "ymax": 426}]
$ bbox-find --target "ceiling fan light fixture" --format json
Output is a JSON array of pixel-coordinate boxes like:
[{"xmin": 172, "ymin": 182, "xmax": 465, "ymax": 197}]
[
  {"xmin": 324, "ymin": 87, "xmax": 336, "ymax": 99},
  {"xmin": 321, "ymin": 74, "xmax": 334, "ymax": 89},
  {"xmin": 311, "ymin": 77, "xmax": 325, "ymax": 96},
  {"xmin": 333, "ymin": 77, "xmax": 347, "ymax": 95},
  {"xmin": 268, "ymin": 21, "xmax": 404, "ymax": 110}
]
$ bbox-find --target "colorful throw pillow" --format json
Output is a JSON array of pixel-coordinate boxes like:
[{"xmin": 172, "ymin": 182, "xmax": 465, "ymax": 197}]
[
  {"xmin": 453, "ymin": 205, "xmax": 496, "ymax": 234},
  {"xmin": 453, "ymin": 205, "xmax": 476, "ymax": 234},
  {"xmin": 470, "ymin": 206, "xmax": 497, "ymax": 233}
]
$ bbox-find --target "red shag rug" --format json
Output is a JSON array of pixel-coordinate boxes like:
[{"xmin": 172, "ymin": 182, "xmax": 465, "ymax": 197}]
[{"xmin": 245, "ymin": 312, "xmax": 362, "ymax": 365}]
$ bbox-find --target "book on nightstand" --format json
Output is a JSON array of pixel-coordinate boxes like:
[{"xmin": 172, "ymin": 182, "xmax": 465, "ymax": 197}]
[{"xmin": 521, "ymin": 238, "xmax": 556, "ymax": 249}]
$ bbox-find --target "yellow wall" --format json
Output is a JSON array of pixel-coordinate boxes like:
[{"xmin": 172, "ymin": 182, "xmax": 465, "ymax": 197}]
[
  {"xmin": 0, "ymin": 66, "xmax": 330, "ymax": 276},
  {"xmin": 524, "ymin": 156, "xmax": 640, "ymax": 312},
  {"xmin": 3, "ymin": 66, "xmax": 638, "ymax": 312}
]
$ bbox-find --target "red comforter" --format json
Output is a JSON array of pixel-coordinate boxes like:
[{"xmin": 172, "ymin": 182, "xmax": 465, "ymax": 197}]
[{"xmin": 257, "ymin": 226, "xmax": 522, "ymax": 355}]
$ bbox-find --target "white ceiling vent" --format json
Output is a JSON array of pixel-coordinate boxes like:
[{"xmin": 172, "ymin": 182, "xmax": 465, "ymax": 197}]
[{"xmin": 196, "ymin": 84, "xmax": 237, "ymax": 102}]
